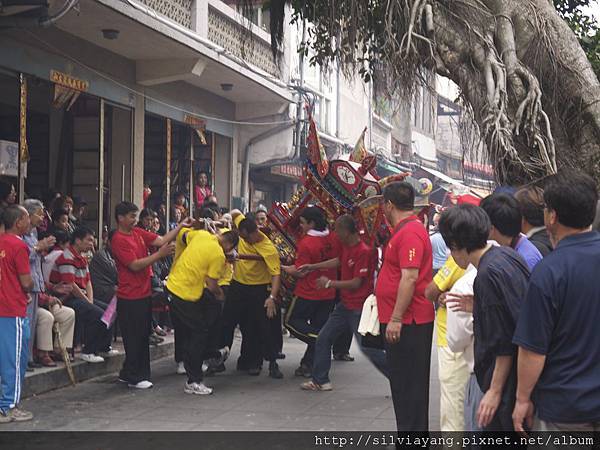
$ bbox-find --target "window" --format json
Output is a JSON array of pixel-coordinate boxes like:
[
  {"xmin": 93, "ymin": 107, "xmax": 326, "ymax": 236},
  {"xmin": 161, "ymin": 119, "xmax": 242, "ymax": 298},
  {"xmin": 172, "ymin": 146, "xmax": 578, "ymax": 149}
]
[{"xmin": 233, "ymin": 2, "xmax": 271, "ymax": 33}]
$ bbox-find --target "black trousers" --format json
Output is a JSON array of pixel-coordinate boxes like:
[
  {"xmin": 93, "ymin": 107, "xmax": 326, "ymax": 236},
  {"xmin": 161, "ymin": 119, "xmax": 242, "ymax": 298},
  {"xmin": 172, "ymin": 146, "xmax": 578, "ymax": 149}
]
[
  {"xmin": 220, "ymin": 281, "xmax": 278, "ymax": 369},
  {"xmin": 117, "ymin": 297, "xmax": 151, "ymax": 384},
  {"xmin": 333, "ymin": 327, "xmax": 353, "ymax": 355},
  {"xmin": 63, "ymin": 297, "xmax": 111, "ymax": 355},
  {"xmin": 169, "ymin": 290, "xmax": 222, "ymax": 384},
  {"xmin": 285, "ymin": 297, "xmax": 335, "ymax": 368},
  {"xmin": 382, "ymin": 321, "xmax": 434, "ymax": 432}
]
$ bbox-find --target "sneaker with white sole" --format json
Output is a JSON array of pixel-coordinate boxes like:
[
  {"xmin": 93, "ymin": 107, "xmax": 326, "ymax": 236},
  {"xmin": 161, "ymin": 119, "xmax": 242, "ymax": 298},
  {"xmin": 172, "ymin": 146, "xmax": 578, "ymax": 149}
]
[
  {"xmin": 128, "ymin": 380, "xmax": 153, "ymax": 389},
  {"xmin": 7, "ymin": 408, "xmax": 33, "ymax": 422},
  {"xmin": 0, "ymin": 410, "xmax": 13, "ymax": 424},
  {"xmin": 99, "ymin": 348, "xmax": 120, "ymax": 357},
  {"xmin": 79, "ymin": 353, "xmax": 105, "ymax": 363},
  {"xmin": 176, "ymin": 362, "xmax": 186, "ymax": 375},
  {"xmin": 184, "ymin": 382, "xmax": 213, "ymax": 395}
]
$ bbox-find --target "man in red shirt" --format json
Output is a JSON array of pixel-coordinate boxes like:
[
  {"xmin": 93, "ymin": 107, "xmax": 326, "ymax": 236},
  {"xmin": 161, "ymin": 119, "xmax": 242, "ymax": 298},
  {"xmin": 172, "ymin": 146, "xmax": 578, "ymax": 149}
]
[
  {"xmin": 283, "ymin": 206, "xmax": 338, "ymax": 378},
  {"xmin": 375, "ymin": 181, "xmax": 434, "ymax": 432},
  {"xmin": 110, "ymin": 201, "xmax": 191, "ymax": 389},
  {"xmin": 0, "ymin": 205, "xmax": 34, "ymax": 423},
  {"xmin": 297, "ymin": 214, "xmax": 388, "ymax": 391}
]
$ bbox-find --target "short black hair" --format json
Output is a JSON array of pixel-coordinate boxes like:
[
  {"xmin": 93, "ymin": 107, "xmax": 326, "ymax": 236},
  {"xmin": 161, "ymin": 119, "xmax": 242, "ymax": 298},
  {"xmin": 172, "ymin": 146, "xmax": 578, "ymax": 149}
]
[
  {"xmin": 52, "ymin": 208, "xmax": 69, "ymax": 223},
  {"xmin": 203, "ymin": 201, "xmax": 220, "ymax": 213},
  {"xmin": 438, "ymin": 204, "xmax": 490, "ymax": 252},
  {"xmin": 480, "ymin": 193, "xmax": 522, "ymax": 238},
  {"xmin": 198, "ymin": 207, "xmax": 218, "ymax": 220},
  {"xmin": 543, "ymin": 169, "xmax": 598, "ymax": 229},
  {"xmin": 383, "ymin": 182, "xmax": 415, "ymax": 211},
  {"xmin": 336, "ymin": 214, "xmax": 358, "ymax": 234},
  {"xmin": 300, "ymin": 206, "xmax": 328, "ymax": 232},
  {"xmin": 221, "ymin": 229, "xmax": 240, "ymax": 248},
  {"xmin": 139, "ymin": 208, "xmax": 155, "ymax": 221},
  {"xmin": 115, "ymin": 201, "xmax": 139, "ymax": 222},
  {"xmin": 0, "ymin": 180, "xmax": 13, "ymax": 203},
  {"xmin": 70, "ymin": 226, "xmax": 95, "ymax": 244},
  {"xmin": 52, "ymin": 229, "xmax": 70, "ymax": 246},
  {"xmin": 514, "ymin": 186, "xmax": 545, "ymax": 227},
  {"xmin": 238, "ymin": 217, "xmax": 258, "ymax": 234},
  {"xmin": 2, "ymin": 204, "xmax": 27, "ymax": 229}
]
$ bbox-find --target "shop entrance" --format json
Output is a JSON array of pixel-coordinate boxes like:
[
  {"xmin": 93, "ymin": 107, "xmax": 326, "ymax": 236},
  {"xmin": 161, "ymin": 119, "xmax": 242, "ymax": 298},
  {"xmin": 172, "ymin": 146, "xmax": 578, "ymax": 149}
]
[{"xmin": 0, "ymin": 70, "xmax": 133, "ymax": 241}]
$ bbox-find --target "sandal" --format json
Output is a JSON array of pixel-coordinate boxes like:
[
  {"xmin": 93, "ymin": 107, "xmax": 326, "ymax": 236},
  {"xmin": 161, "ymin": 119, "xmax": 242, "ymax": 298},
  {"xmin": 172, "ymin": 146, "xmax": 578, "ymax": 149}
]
[{"xmin": 39, "ymin": 354, "xmax": 57, "ymax": 367}]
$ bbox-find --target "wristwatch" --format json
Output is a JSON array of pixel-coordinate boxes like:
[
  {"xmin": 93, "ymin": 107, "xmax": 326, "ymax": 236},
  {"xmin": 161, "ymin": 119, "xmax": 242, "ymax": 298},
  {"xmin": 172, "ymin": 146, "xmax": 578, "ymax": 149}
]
[{"xmin": 268, "ymin": 294, "xmax": 275, "ymax": 300}]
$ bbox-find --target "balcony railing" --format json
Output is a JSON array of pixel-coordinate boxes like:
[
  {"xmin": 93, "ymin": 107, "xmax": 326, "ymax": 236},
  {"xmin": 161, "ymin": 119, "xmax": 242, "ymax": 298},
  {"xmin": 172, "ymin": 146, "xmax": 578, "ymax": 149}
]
[
  {"xmin": 138, "ymin": 0, "xmax": 192, "ymax": 28},
  {"xmin": 207, "ymin": 2, "xmax": 280, "ymax": 78}
]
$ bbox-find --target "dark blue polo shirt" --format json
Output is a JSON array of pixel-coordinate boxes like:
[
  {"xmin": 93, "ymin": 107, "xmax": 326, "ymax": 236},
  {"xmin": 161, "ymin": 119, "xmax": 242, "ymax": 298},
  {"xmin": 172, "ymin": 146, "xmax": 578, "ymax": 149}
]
[{"xmin": 513, "ymin": 231, "xmax": 600, "ymax": 423}]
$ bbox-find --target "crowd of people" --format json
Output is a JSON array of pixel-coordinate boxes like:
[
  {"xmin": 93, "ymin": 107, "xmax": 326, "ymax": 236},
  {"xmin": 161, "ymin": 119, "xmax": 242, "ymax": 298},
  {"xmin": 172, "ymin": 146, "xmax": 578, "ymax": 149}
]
[{"xmin": 0, "ymin": 169, "xmax": 599, "ymax": 440}]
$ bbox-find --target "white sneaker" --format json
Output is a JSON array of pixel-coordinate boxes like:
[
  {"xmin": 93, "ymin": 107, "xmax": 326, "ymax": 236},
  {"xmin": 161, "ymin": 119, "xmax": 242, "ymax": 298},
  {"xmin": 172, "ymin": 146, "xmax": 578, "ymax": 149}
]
[
  {"xmin": 79, "ymin": 353, "xmax": 105, "ymax": 363},
  {"xmin": 128, "ymin": 380, "xmax": 153, "ymax": 389},
  {"xmin": 99, "ymin": 348, "xmax": 120, "ymax": 357},
  {"xmin": 184, "ymin": 382, "xmax": 213, "ymax": 395},
  {"xmin": 202, "ymin": 363, "xmax": 208, "ymax": 372},
  {"xmin": 176, "ymin": 362, "xmax": 186, "ymax": 375}
]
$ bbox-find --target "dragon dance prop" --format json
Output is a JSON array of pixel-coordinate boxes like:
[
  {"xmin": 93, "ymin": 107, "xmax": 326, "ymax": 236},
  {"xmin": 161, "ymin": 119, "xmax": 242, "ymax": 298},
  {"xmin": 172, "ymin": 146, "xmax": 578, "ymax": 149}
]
[{"xmin": 266, "ymin": 114, "xmax": 433, "ymax": 299}]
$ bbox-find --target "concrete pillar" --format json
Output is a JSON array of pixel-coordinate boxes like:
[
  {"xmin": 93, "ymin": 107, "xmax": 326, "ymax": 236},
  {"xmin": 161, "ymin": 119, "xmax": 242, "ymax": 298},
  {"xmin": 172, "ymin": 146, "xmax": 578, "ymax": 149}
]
[
  {"xmin": 191, "ymin": 0, "xmax": 209, "ymax": 38},
  {"xmin": 132, "ymin": 93, "xmax": 145, "ymax": 208}
]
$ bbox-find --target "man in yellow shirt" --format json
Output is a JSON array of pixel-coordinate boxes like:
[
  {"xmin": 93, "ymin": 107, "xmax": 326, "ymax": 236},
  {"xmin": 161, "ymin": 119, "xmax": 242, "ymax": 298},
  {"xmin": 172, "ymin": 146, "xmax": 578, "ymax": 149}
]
[
  {"xmin": 425, "ymin": 256, "xmax": 470, "ymax": 431},
  {"xmin": 166, "ymin": 229, "xmax": 239, "ymax": 395},
  {"xmin": 220, "ymin": 210, "xmax": 283, "ymax": 379}
]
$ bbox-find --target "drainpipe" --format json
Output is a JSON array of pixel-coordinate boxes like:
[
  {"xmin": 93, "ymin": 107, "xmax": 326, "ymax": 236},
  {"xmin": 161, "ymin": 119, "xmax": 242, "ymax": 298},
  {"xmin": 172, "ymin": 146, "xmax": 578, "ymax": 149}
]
[
  {"xmin": 242, "ymin": 122, "xmax": 296, "ymax": 211},
  {"xmin": 293, "ymin": 19, "xmax": 307, "ymax": 159}
]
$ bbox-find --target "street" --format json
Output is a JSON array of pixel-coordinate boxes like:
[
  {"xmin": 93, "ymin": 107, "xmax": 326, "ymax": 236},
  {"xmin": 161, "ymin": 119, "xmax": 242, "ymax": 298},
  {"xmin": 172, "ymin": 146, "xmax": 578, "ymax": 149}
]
[{"xmin": 3, "ymin": 333, "xmax": 440, "ymax": 432}]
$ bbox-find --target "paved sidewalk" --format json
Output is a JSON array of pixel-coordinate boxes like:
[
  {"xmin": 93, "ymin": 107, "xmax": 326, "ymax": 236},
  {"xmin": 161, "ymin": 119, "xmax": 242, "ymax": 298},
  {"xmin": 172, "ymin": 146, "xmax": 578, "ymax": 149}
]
[{"xmin": 2, "ymin": 334, "xmax": 440, "ymax": 431}]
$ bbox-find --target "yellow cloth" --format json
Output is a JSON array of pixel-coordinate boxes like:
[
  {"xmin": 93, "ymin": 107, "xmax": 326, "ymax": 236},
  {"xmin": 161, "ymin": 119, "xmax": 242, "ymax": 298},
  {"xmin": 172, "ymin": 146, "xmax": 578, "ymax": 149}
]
[
  {"xmin": 166, "ymin": 231, "xmax": 225, "ymax": 301},
  {"xmin": 434, "ymin": 257, "xmax": 466, "ymax": 347},
  {"xmin": 233, "ymin": 214, "xmax": 280, "ymax": 285},
  {"xmin": 438, "ymin": 345, "xmax": 470, "ymax": 432},
  {"xmin": 218, "ymin": 227, "xmax": 233, "ymax": 286}
]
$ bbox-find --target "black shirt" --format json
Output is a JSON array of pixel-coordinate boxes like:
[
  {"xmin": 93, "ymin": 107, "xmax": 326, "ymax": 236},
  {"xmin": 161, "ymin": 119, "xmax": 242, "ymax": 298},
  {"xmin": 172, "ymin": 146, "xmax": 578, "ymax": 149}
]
[
  {"xmin": 529, "ymin": 228, "xmax": 553, "ymax": 257},
  {"xmin": 473, "ymin": 246, "xmax": 530, "ymax": 392},
  {"xmin": 89, "ymin": 248, "xmax": 118, "ymax": 304}
]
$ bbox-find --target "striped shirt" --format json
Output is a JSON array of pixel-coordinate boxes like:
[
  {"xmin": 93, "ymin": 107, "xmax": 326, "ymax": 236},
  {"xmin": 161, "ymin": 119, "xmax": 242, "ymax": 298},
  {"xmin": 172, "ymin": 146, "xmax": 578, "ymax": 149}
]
[{"xmin": 50, "ymin": 245, "xmax": 90, "ymax": 289}]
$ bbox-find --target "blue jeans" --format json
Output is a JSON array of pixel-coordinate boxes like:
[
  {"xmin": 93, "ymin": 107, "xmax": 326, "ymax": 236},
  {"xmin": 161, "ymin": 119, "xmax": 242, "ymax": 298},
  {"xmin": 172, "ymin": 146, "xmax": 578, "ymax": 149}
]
[{"xmin": 312, "ymin": 303, "xmax": 389, "ymax": 385}]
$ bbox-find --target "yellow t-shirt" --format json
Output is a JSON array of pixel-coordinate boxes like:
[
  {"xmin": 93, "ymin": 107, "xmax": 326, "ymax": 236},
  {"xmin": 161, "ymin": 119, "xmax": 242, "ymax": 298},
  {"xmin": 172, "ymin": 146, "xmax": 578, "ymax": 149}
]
[
  {"xmin": 218, "ymin": 227, "xmax": 234, "ymax": 287},
  {"xmin": 433, "ymin": 256, "xmax": 466, "ymax": 347},
  {"xmin": 233, "ymin": 214, "xmax": 281, "ymax": 285},
  {"xmin": 166, "ymin": 231, "xmax": 225, "ymax": 301}
]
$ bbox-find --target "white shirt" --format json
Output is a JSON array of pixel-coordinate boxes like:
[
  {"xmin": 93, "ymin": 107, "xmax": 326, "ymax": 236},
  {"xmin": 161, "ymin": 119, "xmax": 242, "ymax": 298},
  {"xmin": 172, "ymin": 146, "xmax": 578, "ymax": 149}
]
[
  {"xmin": 42, "ymin": 249, "xmax": 64, "ymax": 284},
  {"xmin": 446, "ymin": 265, "xmax": 477, "ymax": 373}
]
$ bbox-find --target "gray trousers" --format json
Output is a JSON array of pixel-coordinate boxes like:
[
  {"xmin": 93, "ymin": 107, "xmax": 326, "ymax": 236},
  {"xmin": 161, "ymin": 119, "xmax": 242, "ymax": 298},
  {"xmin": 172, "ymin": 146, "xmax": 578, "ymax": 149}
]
[
  {"xmin": 532, "ymin": 417, "xmax": 600, "ymax": 450},
  {"xmin": 26, "ymin": 293, "xmax": 39, "ymax": 363},
  {"xmin": 464, "ymin": 372, "xmax": 484, "ymax": 432}
]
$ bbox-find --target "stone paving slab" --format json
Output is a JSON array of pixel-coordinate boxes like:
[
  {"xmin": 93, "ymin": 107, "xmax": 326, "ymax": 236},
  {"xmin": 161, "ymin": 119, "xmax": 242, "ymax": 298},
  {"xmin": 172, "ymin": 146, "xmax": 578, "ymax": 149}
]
[{"xmin": 2, "ymin": 334, "xmax": 440, "ymax": 431}]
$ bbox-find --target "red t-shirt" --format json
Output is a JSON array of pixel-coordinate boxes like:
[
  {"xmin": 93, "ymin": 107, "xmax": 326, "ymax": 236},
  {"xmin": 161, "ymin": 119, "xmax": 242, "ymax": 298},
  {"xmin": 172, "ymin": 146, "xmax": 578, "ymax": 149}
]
[
  {"xmin": 195, "ymin": 185, "xmax": 212, "ymax": 208},
  {"xmin": 0, "ymin": 234, "xmax": 31, "ymax": 317},
  {"xmin": 111, "ymin": 227, "xmax": 158, "ymax": 300},
  {"xmin": 294, "ymin": 233, "xmax": 337, "ymax": 300},
  {"xmin": 375, "ymin": 216, "xmax": 434, "ymax": 324},
  {"xmin": 340, "ymin": 240, "xmax": 374, "ymax": 310}
]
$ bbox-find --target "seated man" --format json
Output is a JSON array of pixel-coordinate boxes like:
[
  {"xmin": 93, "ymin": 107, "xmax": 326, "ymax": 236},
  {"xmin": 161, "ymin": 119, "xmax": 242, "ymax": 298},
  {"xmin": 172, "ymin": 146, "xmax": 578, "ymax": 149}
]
[
  {"xmin": 50, "ymin": 226, "xmax": 116, "ymax": 363},
  {"xmin": 89, "ymin": 229, "xmax": 118, "ymax": 310}
]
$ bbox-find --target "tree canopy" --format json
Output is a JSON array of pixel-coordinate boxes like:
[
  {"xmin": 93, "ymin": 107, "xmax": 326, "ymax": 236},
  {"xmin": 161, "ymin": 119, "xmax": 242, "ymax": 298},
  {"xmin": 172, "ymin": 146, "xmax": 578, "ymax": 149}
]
[{"xmin": 267, "ymin": 0, "xmax": 600, "ymax": 185}]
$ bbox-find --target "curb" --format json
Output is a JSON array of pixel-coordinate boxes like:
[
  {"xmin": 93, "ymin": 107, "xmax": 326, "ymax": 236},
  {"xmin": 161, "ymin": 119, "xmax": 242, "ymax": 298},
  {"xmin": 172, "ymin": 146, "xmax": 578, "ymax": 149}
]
[{"xmin": 23, "ymin": 339, "xmax": 174, "ymax": 399}]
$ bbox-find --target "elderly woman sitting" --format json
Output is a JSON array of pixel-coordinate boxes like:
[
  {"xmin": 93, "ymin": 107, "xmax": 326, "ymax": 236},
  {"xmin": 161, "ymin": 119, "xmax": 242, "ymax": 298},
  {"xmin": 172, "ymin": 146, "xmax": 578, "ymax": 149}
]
[{"xmin": 23, "ymin": 199, "xmax": 76, "ymax": 367}]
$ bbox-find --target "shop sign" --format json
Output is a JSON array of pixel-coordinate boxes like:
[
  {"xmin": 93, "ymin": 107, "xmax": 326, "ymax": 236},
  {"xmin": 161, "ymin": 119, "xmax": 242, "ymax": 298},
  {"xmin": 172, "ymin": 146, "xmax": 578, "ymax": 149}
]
[
  {"xmin": 50, "ymin": 70, "xmax": 89, "ymax": 92},
  {"xmin": 271, "ymin": 164, "xmax": 303, "ymax": 179}
]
